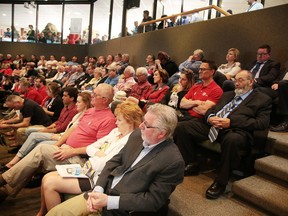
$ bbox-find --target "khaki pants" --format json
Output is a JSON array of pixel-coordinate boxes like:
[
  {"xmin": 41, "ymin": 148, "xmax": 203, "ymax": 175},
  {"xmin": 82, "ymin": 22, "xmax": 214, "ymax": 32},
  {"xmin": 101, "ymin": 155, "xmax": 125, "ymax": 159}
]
[
  {"xmin": 2, "ymin": 144, "xmax": 86, "ymax": 196},
  {"xmin": 47, "ymin": 193, "xmax": 101, "ymax": 216}
]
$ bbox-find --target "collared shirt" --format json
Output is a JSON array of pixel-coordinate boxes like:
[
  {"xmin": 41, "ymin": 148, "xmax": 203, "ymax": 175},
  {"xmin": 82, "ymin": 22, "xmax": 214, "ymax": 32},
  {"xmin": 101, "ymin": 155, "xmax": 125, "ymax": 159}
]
[
  {"xmin": 93, "ymin": 140, "xmax": 165, "ymax": 210},
  {"xmin": 216, "ymin": 90, "xmax": 253, "ymax": 118},
  {"xmin": 184, "ymin": 81, "xmax": 223, "ymax": 118},
  {"xmin": 66, "ymin": 108, "xmax": 116, "ymax": 148},
  {"xmin": 54, "ymin": 104, "xmax": 78, "ymax": 132},
  {"xmin": 251, "ymin": 61, "xmax": 266, "ymax": 78},
  {"xmin": 247, "ymin": 2, "xmax": 264, "ymax": 12},
  {"xmin": 104, "ymin": 75, "xmax": 120, "ymax": 87}
]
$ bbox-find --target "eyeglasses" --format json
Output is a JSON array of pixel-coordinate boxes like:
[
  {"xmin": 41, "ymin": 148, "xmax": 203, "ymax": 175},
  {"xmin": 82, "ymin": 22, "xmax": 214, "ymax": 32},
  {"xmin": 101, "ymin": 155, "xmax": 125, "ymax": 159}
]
[
  {"xmin": 142, "ymin": 120, "xmax": 160, "ymax": 129},
  {"xmin": 256, "ymin": 53, "xmax": 268, "ymax": 56},
  {"xmin": 199, "ymin": 68, "xmax": 211, "ymax": 72},
  {"xmin": 233, "ymin": 78, "xmax": 248, "ymax": 83}
]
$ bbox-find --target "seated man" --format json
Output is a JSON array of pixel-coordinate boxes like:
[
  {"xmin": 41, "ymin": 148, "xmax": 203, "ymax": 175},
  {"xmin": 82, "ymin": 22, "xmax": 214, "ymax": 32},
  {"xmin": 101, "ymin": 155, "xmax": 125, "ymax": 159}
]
[
  {"xmin": 0, "ymin": 87, "xmax": 79, "ymax": 171},
  {"xmin": 179, "ymin": 60, "xmax": 223, "ymax": 120},
  {"xmin": 47, "ymin": 103, "xmax": 185, "ymax": 216},
  {"xmin": 174, "ymin": 70, "xmax": 272, "ymax": 199},
  {"xmin": 245, "ymin": 44, "xmax": 280, "ymax": 98},
  {"xmin": 270, "ymin": 73, "xmax": 288, "ymax": 132},
  {"xmin": 19, "ymin": 78, "xmax": 43, "ymax": 105},
  {"xmin": 0, "ymin": 95, "xmax": 52, "ymax": 146},
  {"xmin": 128, "ymin": 67, "xmax": 151, "ymax": 100},
  {"xmin": 0, "ymin": 83, "xmax": 116, "ymax": 202},
  {"xmin": 113, "ymin": 66, "xmax": 136, "ymax": 94},
  {"xmin": 178, "ymin": 49, "xmax": 204, "ymax": 83}
]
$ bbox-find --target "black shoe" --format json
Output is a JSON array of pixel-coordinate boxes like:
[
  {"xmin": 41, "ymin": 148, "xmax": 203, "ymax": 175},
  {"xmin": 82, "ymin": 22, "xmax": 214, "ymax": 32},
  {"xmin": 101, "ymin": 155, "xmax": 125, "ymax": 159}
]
[
  {"xmin": 0, "ymin": 189, "xmax": 8, "ymax": 204},
  {"xmin": 0, "ymin": 165, "xmax": 9, "ymax": 174},
  {"xmin": 270, "ymin": 122, "xmax": 288, "ymax": 132},
  {"xmin": 7, "ymin": 146, "xmax": 20, "ymax": 154},
  {"xmin": 206, "ymin": 181, "xmax": 226, "ymax": 199},
  {"xmin": 25, "ymin": 173, "xmax": 44, "ymax": 188},
  {"xmin": 184, "ymin": 163, "xmax": 199, "ymax": 176}
]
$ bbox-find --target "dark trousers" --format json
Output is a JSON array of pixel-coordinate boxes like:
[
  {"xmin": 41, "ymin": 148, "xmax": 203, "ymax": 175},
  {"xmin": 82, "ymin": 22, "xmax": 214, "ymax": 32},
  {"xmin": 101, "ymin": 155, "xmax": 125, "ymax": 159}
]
[
  {"xmin": 174, "ymin": 118, "xmax": 250, "ymax": 186},
  {"xmin": 174, "ymin": 118, "xmax": 209, "ymax": 164},
  {"xmin": 277, "ymin": 80, "xmax": 288, "ymax": 118}
]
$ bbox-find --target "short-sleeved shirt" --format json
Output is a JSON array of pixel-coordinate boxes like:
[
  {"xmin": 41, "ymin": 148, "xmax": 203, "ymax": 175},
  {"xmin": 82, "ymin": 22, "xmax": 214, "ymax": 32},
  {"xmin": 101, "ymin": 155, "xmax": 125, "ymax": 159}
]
[
  {"xmin": 54, "ymin": 103, "xmax": 78, "ymax": 132},
  {"xmin": 37, "ymin": 85, "xmax": 48, "ymax": 100},
  {"xmin": 24, "ymin": 87, "xmax": 44, "ymax": 105},
  {"xmin": 20, "ymin": 98, "xmax": 52, "ymax": 126},
  {"xmin": 66, "ymin": 108, "xmax": 116, "ymax": 148},
  {"xmin": 184, "ymin": 81, "xmax": 223, "ymax": 118}
]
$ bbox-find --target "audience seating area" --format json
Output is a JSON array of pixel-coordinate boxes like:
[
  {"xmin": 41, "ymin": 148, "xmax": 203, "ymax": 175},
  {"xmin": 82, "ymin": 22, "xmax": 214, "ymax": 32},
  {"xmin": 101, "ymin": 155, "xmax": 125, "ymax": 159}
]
[{"xmin": 0, "ymin": 4, "xmax": 288, "ymax": 215}]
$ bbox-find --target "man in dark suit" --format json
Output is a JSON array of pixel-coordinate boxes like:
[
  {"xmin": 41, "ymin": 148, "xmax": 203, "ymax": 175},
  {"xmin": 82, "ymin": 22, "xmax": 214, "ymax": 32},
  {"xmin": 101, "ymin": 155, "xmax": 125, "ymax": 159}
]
[
  {"xmin": 245, "ymin": 44, "xmax": 280, "ymax": 98},
  {"xmin": 174, "ymin": 70, "xmax": 272, "ymax": 199},
  {"xmin": 47, "ymin": 103, "xmax": 185, "ymax": 216}
]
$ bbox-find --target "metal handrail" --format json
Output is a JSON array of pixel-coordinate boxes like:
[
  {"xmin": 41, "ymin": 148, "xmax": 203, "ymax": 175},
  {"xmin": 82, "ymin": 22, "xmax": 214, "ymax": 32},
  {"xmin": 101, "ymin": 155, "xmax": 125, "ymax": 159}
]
[{"xmin": 139, "ymin": 4, "xmax": 231, "ymax": 30}]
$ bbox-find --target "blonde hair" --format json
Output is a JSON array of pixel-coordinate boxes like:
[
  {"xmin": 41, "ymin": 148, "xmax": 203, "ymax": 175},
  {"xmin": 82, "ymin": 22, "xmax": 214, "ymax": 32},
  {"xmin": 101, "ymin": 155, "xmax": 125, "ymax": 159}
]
[{"xmin": 114, "ymin": 101, "xmax": 143, "ymax": 129}]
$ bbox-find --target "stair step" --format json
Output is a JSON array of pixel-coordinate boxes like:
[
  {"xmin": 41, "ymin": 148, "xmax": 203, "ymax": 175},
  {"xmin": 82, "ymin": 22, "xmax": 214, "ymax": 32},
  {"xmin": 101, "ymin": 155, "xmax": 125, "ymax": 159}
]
[
  {"xmin": 268, "ymin": 131, "xmax": 288, "ymax": 157},
  {"xmin": 232, "ymin": 175, "xmax": 288, "ymax": 215},
  {"xmin": 255, "ymin": 155, "xmax": 288, "ymax": 183}
]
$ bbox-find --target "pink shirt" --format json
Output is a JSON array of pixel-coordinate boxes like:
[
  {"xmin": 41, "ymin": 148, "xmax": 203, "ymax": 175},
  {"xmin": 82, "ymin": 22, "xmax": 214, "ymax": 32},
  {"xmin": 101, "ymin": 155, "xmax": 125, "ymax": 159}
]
[{"xmin": 66, "ymin": 108, "xmax": 116, "ymax": 148}]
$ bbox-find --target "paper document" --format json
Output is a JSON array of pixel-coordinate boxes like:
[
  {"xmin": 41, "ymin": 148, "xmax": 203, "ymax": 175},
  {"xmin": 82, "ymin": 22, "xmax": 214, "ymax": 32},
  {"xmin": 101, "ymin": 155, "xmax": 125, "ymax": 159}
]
[{"xmin": 56, "ymin": 164, "xmax": 88, "ymax": 178}]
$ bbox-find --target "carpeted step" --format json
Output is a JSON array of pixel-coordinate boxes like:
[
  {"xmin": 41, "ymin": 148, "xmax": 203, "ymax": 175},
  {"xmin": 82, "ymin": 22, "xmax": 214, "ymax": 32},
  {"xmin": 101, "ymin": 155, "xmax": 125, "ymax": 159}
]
[
  {"xmin": 232, "ymin": 175, "xmax": 288, "ymax": 215},
  {"xmin": 268, "ymin": 131, "xmax": 288, "ymax": 158},
  {"xmin": 254, "ymin": 155, "xmax": 288, "ymax": 184}
]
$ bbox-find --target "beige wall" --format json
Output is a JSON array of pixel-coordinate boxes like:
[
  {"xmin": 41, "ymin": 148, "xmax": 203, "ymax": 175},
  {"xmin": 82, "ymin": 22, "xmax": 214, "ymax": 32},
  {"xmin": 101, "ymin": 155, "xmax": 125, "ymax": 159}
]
[{"xmin": 88, "ymin": 4, "xmax": 288, "ymax": 70}]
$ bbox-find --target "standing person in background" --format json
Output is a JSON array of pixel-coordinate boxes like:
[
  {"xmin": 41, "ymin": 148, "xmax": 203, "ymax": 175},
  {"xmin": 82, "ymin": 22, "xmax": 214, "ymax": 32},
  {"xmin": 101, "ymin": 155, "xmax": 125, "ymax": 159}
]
[
  {"xmin": 246, "ymin": 0, "xmax": 263, "ymax": 12},
  {"xmin": 139, "ymin": 10, "xmax": 155, "ymax": 33},
  {"xmin": 27, "ymin": 25, "xmax": 35, "ymax": 42}
]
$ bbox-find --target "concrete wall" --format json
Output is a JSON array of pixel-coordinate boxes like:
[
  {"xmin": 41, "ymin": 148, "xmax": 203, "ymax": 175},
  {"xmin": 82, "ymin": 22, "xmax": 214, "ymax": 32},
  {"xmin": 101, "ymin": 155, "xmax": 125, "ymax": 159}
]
[{"xmin": 88, "ymin": 4, "xmax": 288, "ymax": 69}]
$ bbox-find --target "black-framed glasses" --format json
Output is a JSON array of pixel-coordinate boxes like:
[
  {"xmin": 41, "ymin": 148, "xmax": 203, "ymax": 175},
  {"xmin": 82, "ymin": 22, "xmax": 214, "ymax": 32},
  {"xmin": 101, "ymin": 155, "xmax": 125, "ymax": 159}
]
[{"xmin": 142, "ymin": 120, "xmax": 160, "ymax": 129}]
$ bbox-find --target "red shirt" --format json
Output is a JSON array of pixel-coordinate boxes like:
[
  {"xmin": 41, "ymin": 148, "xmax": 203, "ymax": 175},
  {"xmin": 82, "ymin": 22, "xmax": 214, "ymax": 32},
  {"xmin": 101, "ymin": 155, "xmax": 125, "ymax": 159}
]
[
  {"xmin": 24, "ymin": 87, "xmax": 44, "ymax": 105},
  {"xmin": 185, "ymin": 81, "xmax": 223, "ymax": 118},
  {"xmin": 4, "ymin": 68, "xmax": 13, "ymax": 76},
  {"xmin": 66, "ymin": 108, "xmax": 116, "ymax": 148},
  {"xmin": 54, "ymin": 104, "xmax": 78, "ymax": 133},
  {"xmin": 129, "ymin": 81, "xmax": 152, "ymax": 100},
  {"xmin": 37, "ymin": 85, "xmax": 48, "ymax": 99}
]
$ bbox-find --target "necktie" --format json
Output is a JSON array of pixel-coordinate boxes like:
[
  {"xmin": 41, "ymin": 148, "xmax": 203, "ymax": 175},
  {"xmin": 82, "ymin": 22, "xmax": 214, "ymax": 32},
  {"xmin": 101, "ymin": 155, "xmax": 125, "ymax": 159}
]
[
  {"xmin": 251, "ymin": 62, "xmax": 262, "ymax": 78},
  {"xmin": 208, "ymin": 96, "xmax": 241, "ymax": 142}
]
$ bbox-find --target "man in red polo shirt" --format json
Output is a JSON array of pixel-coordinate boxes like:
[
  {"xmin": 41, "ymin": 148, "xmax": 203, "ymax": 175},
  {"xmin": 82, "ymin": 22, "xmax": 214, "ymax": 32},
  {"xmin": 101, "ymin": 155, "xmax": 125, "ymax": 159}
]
[
  {"xmin": 174, "ymin": 60, "xmax": 223, "ymax": 176},
  {"xmin": 20, "ymin": 78, "xmax": 43, "ymax": 105},
  {"xmin": 34, "ymin": 77, "xmax": 48, "ymax": 100},
  {"xmin": 180, "ymin": 60, "xmax": 223, "ymax": 118}
]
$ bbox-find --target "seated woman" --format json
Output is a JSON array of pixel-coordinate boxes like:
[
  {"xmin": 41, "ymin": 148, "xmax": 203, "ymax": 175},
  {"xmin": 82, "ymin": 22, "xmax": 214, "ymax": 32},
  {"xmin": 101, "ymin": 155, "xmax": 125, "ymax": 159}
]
[
  {"xmin": 3, "ymin": 92, "xmax": 91, "ymax": 169},
  {"xmin": 127, "ymin": 68, "xmax": 169, "ymax": 111},
  {"xmin": 81, "ymin": 67, "xmax": 103, "ymax": 92},
  {"xmin": 37, "ymin": 101, "xmax": 143, "ymax": 216},
  {"xmin": 42, "ymin": 82, "xmax": 64, "ymax": 122},
  {"xmin": 161, "ymin": 69, "xmax": 194, "ymax": 120},
  {"xmin": 214, "ymin": 48, "xmax": 241, "ymax": 91},
  {"xmin": 1, "ymin": 74, "xmax": 13, "ymax": 91}
]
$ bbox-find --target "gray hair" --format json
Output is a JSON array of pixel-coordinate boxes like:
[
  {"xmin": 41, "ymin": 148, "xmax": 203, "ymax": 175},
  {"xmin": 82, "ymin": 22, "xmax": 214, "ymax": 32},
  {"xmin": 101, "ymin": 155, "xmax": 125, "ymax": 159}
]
[
  {"xmin": 147, "ymin": 103, "xmax": 178, "ymax": 139},
  {"xmin": 124, "ymin": 66, "xmax": 135, "ymax": 76},
  {"xmin": 136, "ymin": 67, "xmax": 148, "ymax": 76}
]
